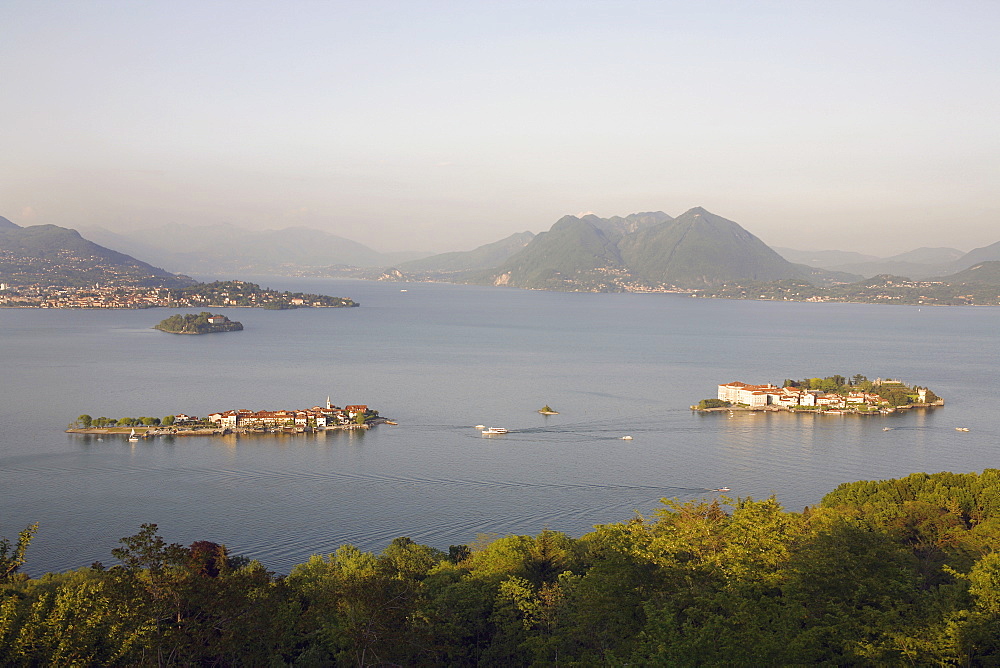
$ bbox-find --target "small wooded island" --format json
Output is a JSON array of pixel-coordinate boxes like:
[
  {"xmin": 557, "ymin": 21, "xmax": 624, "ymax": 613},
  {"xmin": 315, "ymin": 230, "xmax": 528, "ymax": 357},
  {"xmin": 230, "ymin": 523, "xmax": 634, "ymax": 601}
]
[
  {"xmin": 154, "ymin": 312, "xmax": 243, "ymax": 335},
  {"xmin": 694, "ymin": 374, "xmax": 944, "ymax": 413}
]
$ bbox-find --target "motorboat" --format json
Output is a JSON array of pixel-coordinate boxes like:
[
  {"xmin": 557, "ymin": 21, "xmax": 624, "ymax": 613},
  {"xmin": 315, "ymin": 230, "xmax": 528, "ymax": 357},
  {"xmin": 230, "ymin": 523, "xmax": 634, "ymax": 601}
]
[
  {"xmin": 714, "ymin": 487, "xmax": 731, "ymax": 492},
  {"xmin": 482, "ymin": 427, "xmax": 508, "ymax": 435},
  {"xmin": 621, "ymin": 435, "xmax": 633, "ymax": 440}
]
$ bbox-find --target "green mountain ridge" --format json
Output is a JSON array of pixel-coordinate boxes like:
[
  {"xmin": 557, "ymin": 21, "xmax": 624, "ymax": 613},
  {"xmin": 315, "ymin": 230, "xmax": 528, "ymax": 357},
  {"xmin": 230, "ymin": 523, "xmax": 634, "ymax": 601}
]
[
  {"xmin": 490, "ymin": 216, "xmax": 629, "ymax": 290},
  {"xmin": 619, "ymin": 207, "xmax": 805, "ymax": 287},
  {"xmin": 472, "ymin": 207, "xmax": 830, "ymax": 291}
]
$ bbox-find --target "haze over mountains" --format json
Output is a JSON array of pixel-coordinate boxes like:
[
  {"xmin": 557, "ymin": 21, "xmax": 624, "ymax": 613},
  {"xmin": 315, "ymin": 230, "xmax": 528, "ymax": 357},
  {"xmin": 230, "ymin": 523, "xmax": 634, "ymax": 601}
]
[
  {"xmin": 4, "ymin": 208, "xmax": 1000, "ymax": 293},
  {"xmin": 78, "ymin": 223, "xmax": 428, "ymax": 275},
  {"xmin": 773, "ymin": 244, "xmax": 1000, "ymax": 280}
]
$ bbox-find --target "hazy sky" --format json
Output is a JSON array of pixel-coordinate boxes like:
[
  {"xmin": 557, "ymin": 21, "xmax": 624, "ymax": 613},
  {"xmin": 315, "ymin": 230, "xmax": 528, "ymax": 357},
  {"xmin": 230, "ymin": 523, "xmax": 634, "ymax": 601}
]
[{"xmin": 3, "ymin": 1, "xmax": 999, "ymax": 255}]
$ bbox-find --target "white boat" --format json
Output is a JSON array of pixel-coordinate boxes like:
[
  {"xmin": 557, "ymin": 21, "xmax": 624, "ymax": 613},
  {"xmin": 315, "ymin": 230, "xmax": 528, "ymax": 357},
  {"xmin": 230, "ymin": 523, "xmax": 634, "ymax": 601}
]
[
  {"xmin": 475, "ymin": 425, "xmax": 486, "ymax": 430},
  {"xmin": 127, "ymin": 429, "xmax": 139, "ymax": 442},
  {"xmin": 956, "ymin": 427, "xmax": 970, "ymax": 432},
  {"xmin": 621, "ymin": 435, "xmax": 633, "ymax": 440},
  {"xmin": 714, "ymin": 487, "xmax": 731, "ymax": 492},
  {"xmin": 883, "ymin": 427, "xmax": 892, "ymax": 431},
  {"xmin": 482, "ymin": 427, "xmax": 508, "ymax": 435}
]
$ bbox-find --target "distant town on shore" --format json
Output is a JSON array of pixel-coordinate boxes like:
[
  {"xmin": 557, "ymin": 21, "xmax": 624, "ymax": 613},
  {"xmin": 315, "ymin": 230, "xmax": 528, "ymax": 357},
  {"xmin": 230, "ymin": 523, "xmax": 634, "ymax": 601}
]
[{"xmin": 694, "ymin": 375, "xmax": 943, "ymax": 414}]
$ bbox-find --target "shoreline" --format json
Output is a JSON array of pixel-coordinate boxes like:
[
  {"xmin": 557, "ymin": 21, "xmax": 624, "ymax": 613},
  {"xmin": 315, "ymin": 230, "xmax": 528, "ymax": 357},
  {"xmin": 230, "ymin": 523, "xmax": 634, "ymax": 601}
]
[
  {"xmin": 691, "ymin": 402, "xmax": 943, "ymax": 414},
  {"xmin": 67, "ymin": 417, "xmax": 395, "ymax": 437}
]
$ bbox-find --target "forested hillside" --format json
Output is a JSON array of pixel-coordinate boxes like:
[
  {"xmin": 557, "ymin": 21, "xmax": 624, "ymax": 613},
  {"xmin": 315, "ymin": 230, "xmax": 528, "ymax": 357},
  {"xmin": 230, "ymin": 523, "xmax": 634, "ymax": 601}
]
[{"xmin": 3, "ymin": 470, "xmax": 1000, "ymax": 665}]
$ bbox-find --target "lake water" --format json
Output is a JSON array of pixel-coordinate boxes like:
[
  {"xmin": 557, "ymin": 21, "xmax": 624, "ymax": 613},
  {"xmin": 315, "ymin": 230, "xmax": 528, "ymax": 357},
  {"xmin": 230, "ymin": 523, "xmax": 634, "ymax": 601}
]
[{"xmin": 2, "ymin": 279, "xmax": 999, "ymax": 575}]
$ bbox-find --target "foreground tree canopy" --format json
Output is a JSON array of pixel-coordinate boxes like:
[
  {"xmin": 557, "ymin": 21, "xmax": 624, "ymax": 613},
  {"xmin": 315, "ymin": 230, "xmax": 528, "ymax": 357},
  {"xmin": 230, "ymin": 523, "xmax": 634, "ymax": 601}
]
[{"xmin": 3, "ymin": 470, "xmax": 1000, "ymax": 666}]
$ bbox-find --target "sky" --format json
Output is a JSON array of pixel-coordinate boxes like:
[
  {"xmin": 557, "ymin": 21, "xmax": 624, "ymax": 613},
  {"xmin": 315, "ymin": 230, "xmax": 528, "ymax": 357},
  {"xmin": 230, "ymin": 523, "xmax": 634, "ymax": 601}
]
[{"xmin": 2, "ymin": 0, "xmax": 999, "ymax": 256}]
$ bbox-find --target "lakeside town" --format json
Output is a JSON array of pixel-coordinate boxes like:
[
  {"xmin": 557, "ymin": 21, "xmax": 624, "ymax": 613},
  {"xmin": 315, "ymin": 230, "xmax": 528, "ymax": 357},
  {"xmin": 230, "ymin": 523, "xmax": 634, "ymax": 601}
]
[
  {"xmin": 0, "ymin": 280, "xmax": 358, "ymax": 309},
  {"xmin": 67, "ymin": 398, "xmax": 390, "ymax": 437},
  {"xmin": 695, "ymin": 376, "xmax": 944, "ymax": 414}
]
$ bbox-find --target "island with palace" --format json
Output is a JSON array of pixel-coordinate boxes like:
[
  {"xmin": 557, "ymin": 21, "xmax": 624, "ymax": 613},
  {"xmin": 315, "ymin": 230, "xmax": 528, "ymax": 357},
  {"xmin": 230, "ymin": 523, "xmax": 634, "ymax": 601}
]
[{"xmin": 693, "ymin": 375, "xmax": 943, "ymax": 413}]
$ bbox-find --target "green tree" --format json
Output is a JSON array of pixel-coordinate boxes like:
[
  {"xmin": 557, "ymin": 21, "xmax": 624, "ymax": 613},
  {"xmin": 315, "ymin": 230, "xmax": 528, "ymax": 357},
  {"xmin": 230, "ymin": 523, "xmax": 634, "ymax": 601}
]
[
  {"xmin": 162, "ymin": 415, "xmax": 175, "ymax": 426},
  {"xmin": 0, "ymin": 522, "xmax": 38, "ymax": 583},
  {"xmin": 77, "ymin": 414, "xmax": 92, "ymax": 428}
]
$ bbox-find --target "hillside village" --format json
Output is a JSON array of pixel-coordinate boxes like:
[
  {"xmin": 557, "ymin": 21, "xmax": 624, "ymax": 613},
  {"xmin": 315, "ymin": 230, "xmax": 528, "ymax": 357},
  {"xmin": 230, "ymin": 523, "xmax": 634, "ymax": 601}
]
[{"xmin": 705, "ymin": 377, "xmax": 943, "ymax": 412}]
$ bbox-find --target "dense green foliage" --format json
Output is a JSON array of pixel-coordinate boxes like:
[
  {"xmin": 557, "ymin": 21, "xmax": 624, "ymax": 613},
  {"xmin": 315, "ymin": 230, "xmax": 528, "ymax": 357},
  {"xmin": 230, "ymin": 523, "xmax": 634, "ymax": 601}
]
[
  {"xmin": 154, "ymin": 312, "xmax": 243, "ymax": 335},
  {"xmin": 696, "ymin": 398, "xmax": 731, "ymax": 409},
  {"xmin": 4, "ymin": 471, "xmax": 1000, "ymax": 665}
]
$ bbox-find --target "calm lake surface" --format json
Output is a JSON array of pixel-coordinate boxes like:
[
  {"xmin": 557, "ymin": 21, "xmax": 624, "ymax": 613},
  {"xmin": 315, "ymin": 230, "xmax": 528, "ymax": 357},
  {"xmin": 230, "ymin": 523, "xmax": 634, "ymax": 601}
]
[{"xmin": 2, "ymin": 279, "xmax": 999, "ymax": 575}]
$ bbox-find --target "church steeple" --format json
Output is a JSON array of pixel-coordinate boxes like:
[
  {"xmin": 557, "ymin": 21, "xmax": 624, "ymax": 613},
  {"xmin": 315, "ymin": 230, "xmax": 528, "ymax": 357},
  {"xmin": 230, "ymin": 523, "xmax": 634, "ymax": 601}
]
[{"xmin": 326, "ymin": 396, "xmax": 332, "ymax": 410}]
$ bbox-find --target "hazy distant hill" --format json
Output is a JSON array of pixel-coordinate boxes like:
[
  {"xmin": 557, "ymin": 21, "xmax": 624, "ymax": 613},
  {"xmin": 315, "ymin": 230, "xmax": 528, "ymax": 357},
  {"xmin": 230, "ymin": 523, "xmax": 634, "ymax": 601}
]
[
  {"xmin": 0, "ymin": 222, "xmax": 192, "ymax": 287},
  {"xmin": 778, "ymin": 245, "xmax": 979, "ymax": 280},
  {"xmin": 78, "ymin": 223, "xmax": 429, "ymax": 275},
  {"xmin": 398, "ymin": 231, "xmax": 535, "ymax": 273},
  {"xmin": 887, "ymin": 247, "xmax": 965, "ymax": 264},
  {"xmin": 935, "ymin": 261, "xmax": 1000, "ymax": 286},
  {"xmin": 949, "ymin": 240, "xmax": 1000, "ymax": 271},
  {"xmin": 773, "ymin": 248, "xmax": 879, "ymax": 267}
]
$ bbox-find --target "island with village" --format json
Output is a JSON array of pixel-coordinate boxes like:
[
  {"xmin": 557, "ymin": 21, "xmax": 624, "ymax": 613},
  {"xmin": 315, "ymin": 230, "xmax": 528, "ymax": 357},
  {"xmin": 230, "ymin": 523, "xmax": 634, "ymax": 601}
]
[
  {"xmin": 66, "ymin": 398, "xmax": 391, "ymax": 438},
  {"xmin": 694, "ymin": 375, "xmax": 944, "ymax": 414}
]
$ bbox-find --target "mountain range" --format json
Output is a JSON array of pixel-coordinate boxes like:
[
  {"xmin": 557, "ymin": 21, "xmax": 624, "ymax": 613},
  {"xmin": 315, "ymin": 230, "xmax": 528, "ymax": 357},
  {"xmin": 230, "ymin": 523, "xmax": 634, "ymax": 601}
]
[
  {"xmin": 773, "ymin": 243, "xmax": 1000, "ymax": 280},
  {"xmin": 4, "ymin": 208, "xmax": 1000, "ymax": 294},
  {"xmin": 77, "ymin": 223, "xmax": 429, "ymax": 275},
  {"xmin": 396, "ymin": 208, "xmax": 857, "ymax": 291}
]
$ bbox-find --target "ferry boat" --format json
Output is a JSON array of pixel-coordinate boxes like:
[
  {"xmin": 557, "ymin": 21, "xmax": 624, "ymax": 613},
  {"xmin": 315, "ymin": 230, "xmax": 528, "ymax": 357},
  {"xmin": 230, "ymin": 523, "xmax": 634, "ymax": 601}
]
[{"xmin": 482, "ymin": 427, "xmax": 508, "ymax": 435}]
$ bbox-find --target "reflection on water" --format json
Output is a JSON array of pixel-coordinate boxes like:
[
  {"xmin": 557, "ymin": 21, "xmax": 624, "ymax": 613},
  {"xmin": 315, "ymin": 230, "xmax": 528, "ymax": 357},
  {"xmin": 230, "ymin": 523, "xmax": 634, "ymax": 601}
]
[{"xmin": 1, "ymin": 282, "xmax": 998, "ymax": 574}]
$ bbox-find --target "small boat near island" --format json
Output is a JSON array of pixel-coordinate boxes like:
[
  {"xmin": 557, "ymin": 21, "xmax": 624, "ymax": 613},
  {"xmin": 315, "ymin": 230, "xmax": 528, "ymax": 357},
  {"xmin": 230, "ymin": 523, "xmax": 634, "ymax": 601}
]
[
  {"xmin": 714, "ymin": 487, "xmax": 731, "ymax": 492},
  {"xmin": 127, "ymin": 429, "xmax": 139, "ymax": 443},
  {"xmin": 482, "ymin": 427, "xmax": 508, "ymax": 435}
]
